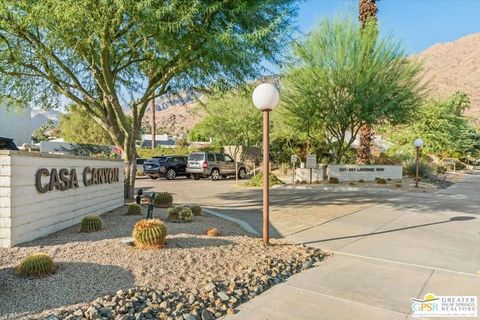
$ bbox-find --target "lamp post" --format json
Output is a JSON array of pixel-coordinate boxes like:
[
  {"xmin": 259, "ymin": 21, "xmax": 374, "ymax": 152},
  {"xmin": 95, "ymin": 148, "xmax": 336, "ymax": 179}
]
[
  {"xmin": 413, "ymin": 138, "xmax": 424, "ymax": 188},
  {"xmin": 252, "ymin": 83, "xmax": 280, "ymax": 244}
]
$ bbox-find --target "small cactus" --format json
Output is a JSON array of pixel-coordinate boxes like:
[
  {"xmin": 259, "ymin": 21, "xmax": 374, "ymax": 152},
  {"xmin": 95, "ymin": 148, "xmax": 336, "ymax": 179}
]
[
  {"xmin": 80, "ymin": 215, "xmax": 102, "ymax": 232},
  {"xmin": 206, "ymin": 227, "xmax": 219, "ymax": 237},
  {"xmin": 127, "ymin": 204, "xmax": 143, "ymax": 215},
  {"xmin": 132, "ymin": 219, "xmax": 167, "ymax": 248},
  {"xmin": 189, "ymin": 205, "xmax": 202, "ymax": 216},
  {"xmin": 167, "ymin": 206, "xmax": 193, "ymax": 223},
  {"xmin": 328, "ymin": 177, "xmax": 339, "ymax": 184},
  {"xmin": 377, "ymin": 178, "xmax": 387, "ymax": 185},
  {"xmin": 17, "ymin": 253, "xmax": 55, "ymax": 277},
  {"xmin": 154, "ymin": 192, "xmax": 173, "ymax": 208}
]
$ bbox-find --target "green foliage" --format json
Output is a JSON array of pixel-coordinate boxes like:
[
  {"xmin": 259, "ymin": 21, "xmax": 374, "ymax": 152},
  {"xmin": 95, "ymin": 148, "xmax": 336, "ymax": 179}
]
[
  {"xmin": 32, "ymin": 120, "xmax": 58, "ymax": 143},
  {"xmin": 189, "ymin": 205, "xmax": 202, "ymax": 216},
  {"xmin": 59, "ymin": 105, "xmax": 112, "ymax": 145},
  {"xmin": 402, "ymin": 159, "xmax": 431, "ymax": 178},
  {"xmin": 136, "ymin": 146, "xmax": 222, "ymax": 159},
  {"xmin": 328, "ymin": 177, "xmax": 339, "ymax": 184},
  {"xmin": 17, "ymin": 253, "xmax": 55, "ymax": 277},
  {"xmin": 154, "ymin": 192, "xmax": 173, "ymax": 208},
  {"xmin": 376, "ymin": 178, "xmax": 386, "ymax": 184},
  {"xmin": 384, "ymin": 92, "xmax": 480, "ymax": 158},
  {"xmin": 280, "ymin": 16, "xmax": 424, "ymax": 163},
  {"xmin": 191, "ymin": 86, "xmax": 263, "ymax": 149},
  {"xmin": 127, "ymin": 204, "xmax": 143, "ymax": 215},
  {"xmin": 80, "ymin": 215, "xmax": 102, "ymax": 232},
  {"xmin": 132, "ymin": 219, "xmax": 167, "ymax": 248},
  {"xmin": 244, "ymin": 172, "xmax": 285, "ymax": 187},
  {"xmin": 167, "ymin": 206, "xmax": 193, "ymax": 223},
  {"xmin": 0, "ymin": 0, "xmax": 298, "ymax": 198}
]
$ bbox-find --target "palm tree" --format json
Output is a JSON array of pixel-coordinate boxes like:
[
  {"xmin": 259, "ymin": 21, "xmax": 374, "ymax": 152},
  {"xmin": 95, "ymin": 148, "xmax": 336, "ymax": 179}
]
[{"xmin": 357, "ymin": 0, "xmax": 379, "ymax": 164}]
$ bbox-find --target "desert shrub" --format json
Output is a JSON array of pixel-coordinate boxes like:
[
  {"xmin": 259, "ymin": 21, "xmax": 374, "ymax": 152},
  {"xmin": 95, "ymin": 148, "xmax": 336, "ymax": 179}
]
[
  {"xmin": 402, "ymin": 159, "xmax": 431, "ymax": 178},
  {"xmin": 132, "ymin": 219, "xmax": 167, "ymax": 248},
  {"xmin": 167, "ymin": 206, "xmax": 193, "ymax": 223},
  {"xmin": 206, "ymin": 227, "xmax": 219, "ymax": 237},
  {"xmin": 358, "ymin": 179, "xmax": 365, "ymax": 183},
  {"xmin": 244, "ymin": 172, "xmax": 284, "ymax": 187},
  {"xmin": 127, "ymin": 204, "xmax": 142, "ymax": 215},
  {"xmin": 189, "ymin": 205, "xmax": 202, "ymax": 216},
  {"xmin": 348, "ymin": 182, "xmax": 355, "ymax": 186},
  {"xmin": 300, "ymin": 180, "xmax": 308, "ymax": 184},
  {"xmin": 377, "ymin": 178, "xmax": 387, "ymax": 184},
  {"xmin": 395, "ymin": 183, "xmax": 402, "ymax": 188},
  {"xmin": 17, "ymin": 253, "xmax": 55, "ymax": 277},
  {"xmin": 154, "ymin": 192, "xmax": 173, "ymax": 208},
  {"xmin": 328, "ymin": 177, "xmax": 339, "ymax": 184},
  {"xmin": 80, "ymin": 215, "xmax": 102, "ymax": 232}
]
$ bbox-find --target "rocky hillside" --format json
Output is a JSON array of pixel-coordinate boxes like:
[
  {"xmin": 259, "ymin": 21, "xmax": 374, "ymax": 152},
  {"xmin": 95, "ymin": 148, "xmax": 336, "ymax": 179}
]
[
  {"xmin": 142, "ymin": 101, "xmax": 205, "ymax": 137},
  {"xmin": 416, "ymin": 33, "xmax": 480, "ymax": 118}
]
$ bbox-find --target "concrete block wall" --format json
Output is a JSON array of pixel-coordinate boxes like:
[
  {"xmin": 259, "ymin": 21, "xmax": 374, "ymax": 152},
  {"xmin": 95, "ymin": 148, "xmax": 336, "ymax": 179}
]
[
  {"xmin": 327, "ymin": 165, "xmax": 402, "ymax": 181},
  {"xmin": 0, "ymin": 151, "xmax": 124, "ymax": 247}
]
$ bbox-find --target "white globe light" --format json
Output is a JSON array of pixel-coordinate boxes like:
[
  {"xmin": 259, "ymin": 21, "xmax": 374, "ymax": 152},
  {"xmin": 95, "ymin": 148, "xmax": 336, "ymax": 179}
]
[
  {"xmin": 413, "ymin": 138, "xmax": 424, "ymax": 148},
  {"xmin": 252, "ymin": 83, "xmax": 280, "ymax": 111}
]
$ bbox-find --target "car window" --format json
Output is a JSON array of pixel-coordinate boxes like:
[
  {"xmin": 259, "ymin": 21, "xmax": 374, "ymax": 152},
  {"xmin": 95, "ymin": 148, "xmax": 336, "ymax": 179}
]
[
  {"xmin": 225, "ymin": 155, "xmax": 234, "ymax": 162},
  {"xmin": 207, "ymin": 154, "xmax": 215, "ymax": 161},
  {"xmin": 136, "ymin": 159, "xmax": 146, "ymax": 165},
  {"xmin": 149, "ymin": 157, "xmax": 167, "ymax": 163},
  {"xmin": 188, "ymin": 153, "xmax": 204, "ymax": 161},
  {"xmin": 216, "ymin": 154, "xmax": 225, "ymax": 162},
  {"xmin": 175, "ymin": 157, "xmax": 186, "ymax": 163}
]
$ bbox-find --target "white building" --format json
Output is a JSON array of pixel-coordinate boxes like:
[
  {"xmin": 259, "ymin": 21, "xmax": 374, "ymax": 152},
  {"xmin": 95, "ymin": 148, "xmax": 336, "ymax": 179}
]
[{"xmin": 0, "ymin": 105, "xmax": 32, "ymax": 146}]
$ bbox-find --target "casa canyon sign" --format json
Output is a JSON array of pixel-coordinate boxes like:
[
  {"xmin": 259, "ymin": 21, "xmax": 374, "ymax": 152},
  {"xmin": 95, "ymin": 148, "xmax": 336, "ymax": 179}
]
[{"xmin": 35, "ymin": 167, "xmax": 120, "ymax": 193}]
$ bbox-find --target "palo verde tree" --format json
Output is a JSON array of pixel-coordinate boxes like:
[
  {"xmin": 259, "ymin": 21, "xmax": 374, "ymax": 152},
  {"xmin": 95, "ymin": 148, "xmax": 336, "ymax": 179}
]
[
  {"xmin": 281, "ymin": 16, "xmax": 424, "ymax": 164},
  {"xmin": 0, "ymin": 0, "xmax": 298, "ymax": 198}
]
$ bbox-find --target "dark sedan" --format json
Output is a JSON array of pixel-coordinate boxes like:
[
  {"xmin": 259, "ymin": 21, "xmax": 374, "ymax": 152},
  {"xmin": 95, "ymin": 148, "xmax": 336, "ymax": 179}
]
[{"xmin": 143, "ymin": 155, "xmax": 189, "ymax": 180}]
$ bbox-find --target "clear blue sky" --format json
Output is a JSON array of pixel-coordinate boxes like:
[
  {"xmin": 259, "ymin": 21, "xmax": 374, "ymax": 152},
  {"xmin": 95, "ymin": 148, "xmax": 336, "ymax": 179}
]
[{"xmin": 297, "ymin": 0, "xmax": 480, "ymax": 54}]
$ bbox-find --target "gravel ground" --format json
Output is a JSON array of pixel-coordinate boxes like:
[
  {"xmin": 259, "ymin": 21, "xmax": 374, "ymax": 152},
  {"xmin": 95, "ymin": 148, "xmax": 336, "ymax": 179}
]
[{"xmin": 0, "ymin": 205, "xmax": 323, "ymax": 320}]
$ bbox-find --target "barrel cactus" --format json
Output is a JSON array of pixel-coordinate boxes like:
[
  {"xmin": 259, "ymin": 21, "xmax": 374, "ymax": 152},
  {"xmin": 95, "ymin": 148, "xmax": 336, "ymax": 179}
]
[
  {"xmin": 17, "ymin": 253, "xmax": 55, "ymax": 277},
  {"xmin": 189, "ymin": 205, "xmax": 202, "ymax": 216},
  {"xmin": 154, "ymin": 192, "xmax": 173, "ymax": 208},
  {"xmin": 167, "ymin": 206, "xmax": 193, "ymax": 223},
  {"xmin": 127, "ymin": 204, "xmax": 143, "ymax": 215},
  {"xmin": 132, "ymin": 219, "xmax": 167, "ymax": 248},
  {"xmin": 80, "ymin": 215, "xmax": 102, "ymax": 232}
]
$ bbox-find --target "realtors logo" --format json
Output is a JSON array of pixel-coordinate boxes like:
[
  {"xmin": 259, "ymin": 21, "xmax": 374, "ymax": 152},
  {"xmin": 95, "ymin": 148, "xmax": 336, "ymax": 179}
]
[{"xmin": 411, "ymin": 293, "xmax": 477, "ymax": 317}]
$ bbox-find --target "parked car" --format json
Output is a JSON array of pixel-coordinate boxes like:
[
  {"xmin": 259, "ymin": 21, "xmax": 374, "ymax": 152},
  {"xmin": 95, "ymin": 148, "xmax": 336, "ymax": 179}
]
[
  {"xmin": 186, "ymin": 152, "xmax": 247, "ymax": 181},
  {"xmin": 143, "ymin": 155, "xmax": 189, "ymax": 180},
  {"xmin": 0, "ymin": 137, "xmax": 18, "ymax": 150}
]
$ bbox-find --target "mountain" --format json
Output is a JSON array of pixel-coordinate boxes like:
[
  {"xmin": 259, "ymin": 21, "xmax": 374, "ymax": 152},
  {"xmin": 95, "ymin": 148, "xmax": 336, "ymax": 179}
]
[
  {"xmin": 31, "ymin": 109, "xmax": 63, "ymax": 129},
  {"xmin": 416, "ymin": 33, "xmax": 480, "ymax": 118},
  {"xmin": 143, "ymin": 101, "xmax": 205, "ymax": 138}
]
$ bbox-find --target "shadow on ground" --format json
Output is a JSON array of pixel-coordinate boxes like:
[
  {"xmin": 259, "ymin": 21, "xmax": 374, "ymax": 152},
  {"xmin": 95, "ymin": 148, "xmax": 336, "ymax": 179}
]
[{"xmin": 0, "ymin": 262, "xmax": 134, "ymax": 318}]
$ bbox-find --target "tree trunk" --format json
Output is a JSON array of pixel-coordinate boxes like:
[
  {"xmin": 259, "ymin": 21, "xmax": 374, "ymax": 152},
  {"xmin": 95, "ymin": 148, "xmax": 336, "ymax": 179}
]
[
  {"xmin": 357, "ymin": 124, "xmax": 372, "ymax": 164},
  {"xmin": 123, "ymin": 144, "xmax": 137, "ymax": 200},
  {"xmin": 150, "ymin": 97, "xmax": 156, "ymax": 149}
]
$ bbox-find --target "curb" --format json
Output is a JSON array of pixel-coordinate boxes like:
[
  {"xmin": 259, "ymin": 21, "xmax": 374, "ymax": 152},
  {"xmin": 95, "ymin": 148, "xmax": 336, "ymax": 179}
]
[{"xmin": 203, "ymin": 208, "xmax": 260, "ymax": 236}]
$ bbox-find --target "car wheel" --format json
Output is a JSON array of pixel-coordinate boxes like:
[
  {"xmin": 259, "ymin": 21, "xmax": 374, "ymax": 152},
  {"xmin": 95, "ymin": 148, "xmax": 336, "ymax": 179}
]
[
  {"xmin": 166, "ymin": 169, "xmax": 176, "ymax": 180},
  {"xmin": 238, "ymin": 168, "xmax": 247, "ymax": 179},
  {"xmin": 193, "ymin": 175, "xmax": 201, "ymax": 180},
  {"xmin": 149, "ymin": 176, "xmax": 158, "ymax": 180},
  {"xmin": 210, "ymin": 169, "xmax": 220, "ymax": 181}
]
